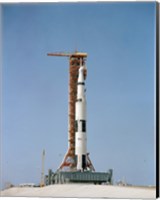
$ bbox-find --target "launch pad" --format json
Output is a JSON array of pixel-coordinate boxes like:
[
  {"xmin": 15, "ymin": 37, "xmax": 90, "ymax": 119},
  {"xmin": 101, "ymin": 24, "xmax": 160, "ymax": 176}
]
[{"xmin": 45, "ymin": 169, "xmax": 113, "ymax": 185}]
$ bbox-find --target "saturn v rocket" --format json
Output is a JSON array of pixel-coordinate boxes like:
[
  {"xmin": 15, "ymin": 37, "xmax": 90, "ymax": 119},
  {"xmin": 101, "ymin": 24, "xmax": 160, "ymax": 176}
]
[{"xmin": 75, "ymin": 65, "xmax": 87, "ymax": 171}]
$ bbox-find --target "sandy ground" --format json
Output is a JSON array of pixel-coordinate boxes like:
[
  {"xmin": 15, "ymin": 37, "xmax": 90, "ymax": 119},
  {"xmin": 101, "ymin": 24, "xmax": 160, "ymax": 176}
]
[{"xmin": 0, "ymin": 184, "xmax": 156, "ymax": 198}]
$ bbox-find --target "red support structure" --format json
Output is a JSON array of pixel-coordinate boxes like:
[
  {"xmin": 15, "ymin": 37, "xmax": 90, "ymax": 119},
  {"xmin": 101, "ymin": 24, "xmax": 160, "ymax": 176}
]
[{"xmin": 47, "ymin": 52, "xmax": 95, "ymax": 172}]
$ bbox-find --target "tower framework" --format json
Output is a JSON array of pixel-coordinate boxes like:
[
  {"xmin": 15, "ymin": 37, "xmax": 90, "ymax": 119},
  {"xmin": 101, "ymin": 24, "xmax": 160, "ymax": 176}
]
[{"xmin": 47, "ymin": 52, "xmax": 95, "ymax": 171}]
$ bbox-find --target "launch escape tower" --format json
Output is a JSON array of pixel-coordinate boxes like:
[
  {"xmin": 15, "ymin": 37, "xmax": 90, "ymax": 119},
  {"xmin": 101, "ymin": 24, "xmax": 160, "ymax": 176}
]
[{"xmin": 47, "ymin": 51, "xmax": 95, "ymax": 172}]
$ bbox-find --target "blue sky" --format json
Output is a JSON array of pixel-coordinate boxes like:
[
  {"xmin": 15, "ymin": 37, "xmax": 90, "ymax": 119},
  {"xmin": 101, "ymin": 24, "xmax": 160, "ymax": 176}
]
[{"xmin": 1, "ymin": 2, "xmax": 156, "ymax": 189}]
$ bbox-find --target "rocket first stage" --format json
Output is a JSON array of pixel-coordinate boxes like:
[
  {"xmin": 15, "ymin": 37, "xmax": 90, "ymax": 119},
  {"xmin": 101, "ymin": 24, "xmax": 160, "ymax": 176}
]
[{"xmin": 75, "ymin": 65, "xmax": 87, "ymax": 171}]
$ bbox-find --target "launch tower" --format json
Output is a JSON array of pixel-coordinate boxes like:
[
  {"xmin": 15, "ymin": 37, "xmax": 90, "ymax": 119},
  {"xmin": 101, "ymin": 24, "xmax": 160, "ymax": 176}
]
[
  {"xmin": 45, "ymin": 51, "xmax": 113, "ymax": 185},
  {"xmin": 47, "ymin": 51, "xmax": 94, "ymax": 172}
]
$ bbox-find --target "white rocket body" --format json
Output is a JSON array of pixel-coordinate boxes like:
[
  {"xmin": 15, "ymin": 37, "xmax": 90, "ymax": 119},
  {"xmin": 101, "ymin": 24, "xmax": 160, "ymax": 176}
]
[{"xmin": 75, "ymin": 66, "xmax": 87, "ymax": 171}]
